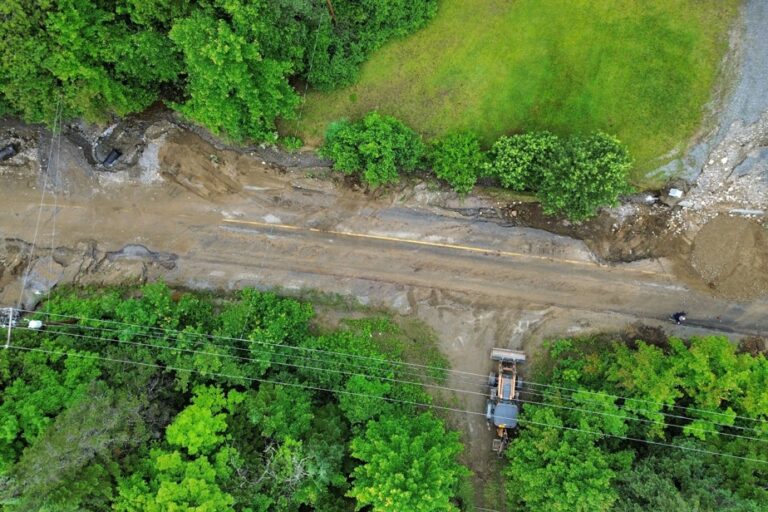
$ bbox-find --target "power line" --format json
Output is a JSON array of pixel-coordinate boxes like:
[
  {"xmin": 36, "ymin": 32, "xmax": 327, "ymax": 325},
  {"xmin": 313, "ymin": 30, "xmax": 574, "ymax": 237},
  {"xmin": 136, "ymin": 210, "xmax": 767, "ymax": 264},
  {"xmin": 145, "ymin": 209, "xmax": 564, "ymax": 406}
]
[
  {"xmin": 36, "ymin": 318, "xmax": 459, "ymax": 385},
  {"xmin": 522, "ymin": 379, "xmax": 768, "ymax": 426},
  {"xmin": 46, "ymin": 100, "xmax": 64, "ymax": 313},
  {"xmin": 18, "ymin": 307, "xmax": 768, "ymax": 427},
  {"xmin": 14, "ymin": 326, "xmax": 489, "ymax": 400},
  {"xmin": 7, "ymin": 100, "xmax": 62, "ymax": 350},
  {"xmin": 514, "ymin": 397, "xmax": 768, "ymax": 444},
  {"xmin": 13, "ymin": 325, "xmax": 768, "ymax": 444},
  {"xmin": 5, "ymin": 343, "xmax": 767, "ymax": 466},
  {"xmin": 13, "ymin": 101, "xmax": 63, "ymax": 313},
  {"xmin": 518, "ymin": 385, "xmax": 762, "ymax": 434},
  {"xmin": 19, "ymin": 308, "xmax": 469, "ymax": 381},
  {"xmin": 20, "ymin": 321, "xmax": 764, "ymax": 437}
]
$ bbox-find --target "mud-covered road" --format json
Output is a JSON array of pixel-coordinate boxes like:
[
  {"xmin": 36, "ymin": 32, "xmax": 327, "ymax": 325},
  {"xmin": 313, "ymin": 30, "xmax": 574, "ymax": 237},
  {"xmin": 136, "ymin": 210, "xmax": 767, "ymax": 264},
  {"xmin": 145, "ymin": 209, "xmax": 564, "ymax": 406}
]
[{"xmin": 3, "ymin": 172, "xmax": 766, "ymax": 334}]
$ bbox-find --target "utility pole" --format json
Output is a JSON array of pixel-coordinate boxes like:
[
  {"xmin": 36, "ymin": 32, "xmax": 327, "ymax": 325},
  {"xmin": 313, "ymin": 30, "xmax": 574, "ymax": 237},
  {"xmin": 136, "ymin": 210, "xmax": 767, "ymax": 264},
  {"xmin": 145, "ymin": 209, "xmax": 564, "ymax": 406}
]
[{"xmin": 4, "ymin": 308, "xmax": 12, "ymax": 349}]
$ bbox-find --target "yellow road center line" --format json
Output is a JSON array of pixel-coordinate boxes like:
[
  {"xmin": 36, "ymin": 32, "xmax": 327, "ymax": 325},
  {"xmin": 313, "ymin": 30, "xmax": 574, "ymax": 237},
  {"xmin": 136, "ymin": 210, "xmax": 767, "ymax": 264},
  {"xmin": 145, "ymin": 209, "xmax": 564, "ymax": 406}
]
[{"xmin": 221, "ymin": 218, "xmax": 660, "ymax": 276}]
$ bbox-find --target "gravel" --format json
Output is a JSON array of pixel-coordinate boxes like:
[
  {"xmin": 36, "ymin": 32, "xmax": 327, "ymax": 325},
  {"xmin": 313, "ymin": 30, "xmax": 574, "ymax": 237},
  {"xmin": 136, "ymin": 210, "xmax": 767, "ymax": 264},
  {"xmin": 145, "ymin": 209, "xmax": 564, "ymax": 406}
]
[{"xmin": 667, "ymin": 0, "xmax": 768, "ymax": 234}]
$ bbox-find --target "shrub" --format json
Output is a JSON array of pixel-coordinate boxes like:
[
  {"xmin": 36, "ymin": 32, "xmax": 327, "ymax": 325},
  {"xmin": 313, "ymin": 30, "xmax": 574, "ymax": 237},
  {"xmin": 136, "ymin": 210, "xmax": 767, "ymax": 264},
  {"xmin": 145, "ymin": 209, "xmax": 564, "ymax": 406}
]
[
  {"xmin": 429, "ymin": 131, "xmax": 485, "ymax": 194},
  {"xmin": 319, "ymin": 112, "xmax": 425, "ymax": 188},
  {"xmin": 280, "ymin": 135, "xmax": 303, "ymax": 152},
  {"xmin": 484, "ymin": 131, "xmax": 562, "ymax": 191},
  {"xmin": 538, "ymin": 132, "xmax": 633, "ymax": 220}
]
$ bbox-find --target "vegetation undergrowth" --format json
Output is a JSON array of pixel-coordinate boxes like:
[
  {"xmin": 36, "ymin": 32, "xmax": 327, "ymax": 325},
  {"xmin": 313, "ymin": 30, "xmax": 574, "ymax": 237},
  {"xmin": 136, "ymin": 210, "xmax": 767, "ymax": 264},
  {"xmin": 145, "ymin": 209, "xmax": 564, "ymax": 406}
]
[
  {"xmin": 0, "ymin": 283, "xmax": 469, "ymax": 511},
  {"xmin": 293, "ymin": 0, "xmax": 738, "ymax": 183}
]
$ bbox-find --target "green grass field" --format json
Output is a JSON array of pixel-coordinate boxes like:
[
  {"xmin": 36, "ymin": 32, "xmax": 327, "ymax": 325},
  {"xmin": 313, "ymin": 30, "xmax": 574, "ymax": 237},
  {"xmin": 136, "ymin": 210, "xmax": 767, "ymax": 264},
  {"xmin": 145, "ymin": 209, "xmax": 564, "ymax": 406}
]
[{"xmin": 289, "ymin": 0, "xmax": 738, "ymax": 183}]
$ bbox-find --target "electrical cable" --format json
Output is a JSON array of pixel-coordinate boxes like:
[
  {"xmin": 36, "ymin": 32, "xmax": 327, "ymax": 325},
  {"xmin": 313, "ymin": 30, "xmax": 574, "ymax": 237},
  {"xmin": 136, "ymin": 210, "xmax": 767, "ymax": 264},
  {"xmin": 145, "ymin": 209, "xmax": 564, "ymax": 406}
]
[
  {"xmin": 18, "ymin": 307, "xmax": 768, "ymax": 427},
  {"xmin": 13, "ymin": 324, "xmax": 768, "ymax": 444},
  {"xmin": 6, "ymin": 343, "xmax": 767, "ymax": 466},
  {"xmin": 14, "ymin": 100, "xmax": 63, "ymax": 314}
]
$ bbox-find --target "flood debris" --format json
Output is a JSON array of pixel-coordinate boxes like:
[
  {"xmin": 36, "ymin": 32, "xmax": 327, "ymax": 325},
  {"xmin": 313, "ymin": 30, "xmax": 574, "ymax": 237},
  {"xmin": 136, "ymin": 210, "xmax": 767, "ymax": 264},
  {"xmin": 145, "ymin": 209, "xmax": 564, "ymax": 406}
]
[
  {"xmin": 102, "ymin": 148, "xmax": 122, "ymax": 166},
  {"xmin": 0, "ymin": 144, "xmax": 18, "ymax": 161}
]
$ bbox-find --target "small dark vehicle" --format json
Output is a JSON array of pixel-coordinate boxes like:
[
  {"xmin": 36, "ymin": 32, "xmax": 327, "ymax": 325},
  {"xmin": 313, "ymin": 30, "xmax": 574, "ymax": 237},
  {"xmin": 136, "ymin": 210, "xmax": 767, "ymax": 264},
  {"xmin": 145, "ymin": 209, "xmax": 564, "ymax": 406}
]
[{"xmin": 671, "ymin": 311, "xmax": 687, "ymax": 325}]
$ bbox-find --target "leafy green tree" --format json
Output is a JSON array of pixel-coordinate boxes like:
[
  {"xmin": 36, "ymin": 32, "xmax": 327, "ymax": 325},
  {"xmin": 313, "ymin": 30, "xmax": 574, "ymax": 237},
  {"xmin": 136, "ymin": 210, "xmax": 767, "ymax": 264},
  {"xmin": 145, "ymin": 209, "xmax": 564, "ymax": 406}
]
[
  {"xmin": 320, "ymin": 112, "xmax": 425, "ymax": 188},
  {"xmin": 114, "ymin": 386, "xmax": 242, "ymax": 511},
  {"xmin": 117, "ymin": 0, "xmax": 195, "ymax": 27},
  {"xmin": 429, "ymin": 131, "xmax": 485, "ymax": 194},
  {"xmin": 339, "ymin": 375, "xmax": 394, "ymax": 425},
  {"xmin": 504, "ymin": 406, "xmax": 630, "ymax": 512},
  {"xmin": 1, "ymin": 384, "xmax": 146, "ymax": 512},
  {"xmin": 513, "ymin": 334, "xmax": 768, "ymax": 512},
  {"xmin": 169, "ymin": 3, "xmax": 299, "ymax": 142},
  {"xmin": 348, "ymin": 412, "xmax": 468, "ymax": 511},
  {"xmin": 165, "ymin": 385, "xmax": 244, "ymax": 455},
  {"xmin": 245, "ymin": 384, "xmax": 314, "ymax": 441},
  {"xmin": 115, "ymin": 448, "xmax": 238, "ymax": 512},
  {"xmin": 0, "ymin": 0, "xmax": 180, "ymax": 123},
  {"xmin": 227, "ymin": 398, "xmax": 348, "ymax": 511},
  {"xmin": 4, "ymin": 285, "xmax": 469, "ymax": 511},
  {"xmin": 613, "ymin": 447, "xmax": 764, "ymax": 512},
  {"xmin": 0, "ymin": 343, "xmax": 100, "ymax": 474},
  {"xmin": 484, "ymin": 131, "xmax": 562, "ymax": 190},
  {"xmin": 606, "ymin": 341, "xmax": 683, "ymax": 437},
  {"xmin": 537, "ymin": 132, "xmax": 633, "ymax": 220},
  {"xmin": 1, "ymin": 1, "xmax": 437, "ymax": 141},
  {"xmin": 306, "ymin": 0, "xmax": 438, "ymax": 89}
]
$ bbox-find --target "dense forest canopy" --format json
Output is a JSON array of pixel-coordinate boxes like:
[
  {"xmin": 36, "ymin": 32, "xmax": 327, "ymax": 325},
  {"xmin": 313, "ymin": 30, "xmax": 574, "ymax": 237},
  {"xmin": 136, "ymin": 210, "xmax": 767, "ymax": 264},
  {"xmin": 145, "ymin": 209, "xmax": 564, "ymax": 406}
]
[
  {"xmin": 1, "ymin": 285, "xmax": 766, "ymax": 510},
  {"xmin": 0, "ymin": 0, "xmax": 438, "ymax": 141},
  {"xmin": 506, "ymin": 335, "xmax": 768, "ymax": 511},
  {"xmin": 0, "ymin": 284, "xmax": 468, "ymax": 511}
]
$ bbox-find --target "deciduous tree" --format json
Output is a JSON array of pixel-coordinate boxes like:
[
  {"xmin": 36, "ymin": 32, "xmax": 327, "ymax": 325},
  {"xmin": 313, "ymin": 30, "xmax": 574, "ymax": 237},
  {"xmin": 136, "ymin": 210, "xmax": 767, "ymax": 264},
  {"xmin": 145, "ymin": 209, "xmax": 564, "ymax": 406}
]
[{"xmin": 348, "ymin": 412, "xmax": 468, "ymax": 511}]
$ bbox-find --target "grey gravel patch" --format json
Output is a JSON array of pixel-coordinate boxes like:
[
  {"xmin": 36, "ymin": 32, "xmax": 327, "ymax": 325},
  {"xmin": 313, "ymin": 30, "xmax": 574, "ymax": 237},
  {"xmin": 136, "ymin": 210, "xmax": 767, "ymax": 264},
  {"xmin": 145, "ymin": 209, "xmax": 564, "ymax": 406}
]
[
  {"xmin": 662, "ymin": 0, "xmax": 768, "ymax": 233},
  {"xmin": 657, "ymin": 0, "xmax": 768, "ymax": 183},
  {"xmin": 106, "ymin": 244, "xmax": 177, "ymax": 270}
]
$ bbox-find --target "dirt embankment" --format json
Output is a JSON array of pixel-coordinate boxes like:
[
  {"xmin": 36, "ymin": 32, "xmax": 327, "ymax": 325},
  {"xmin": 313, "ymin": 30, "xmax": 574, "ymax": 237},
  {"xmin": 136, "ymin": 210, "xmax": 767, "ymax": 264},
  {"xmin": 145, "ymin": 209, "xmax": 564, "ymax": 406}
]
[
  {"xmin": 484, "ymin": 203, "xmax": 768, "ymax": 301},
  {"xmin": 158, "ymin": 132, "xmax": 245, "ymax": 199},
  {"xmin": 675, "ymin": 215, "xmax": 768, "ymax": 300}
]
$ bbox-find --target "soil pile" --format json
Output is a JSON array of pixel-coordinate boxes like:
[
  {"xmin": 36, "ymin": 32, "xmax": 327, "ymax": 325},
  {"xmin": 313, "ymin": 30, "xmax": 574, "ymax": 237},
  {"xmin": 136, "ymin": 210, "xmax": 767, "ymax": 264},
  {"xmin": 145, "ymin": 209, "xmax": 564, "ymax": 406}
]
[
  {"xmin": 497, "ymin": 202, "xmax": 673, "ymax": 263},
  {"xmin": 689, "ymin": 215, "xmax": 768, "ymax": 299},
  {"xmin": 158, "ymin": 132, "xmax": 242, "ymax": 199}
]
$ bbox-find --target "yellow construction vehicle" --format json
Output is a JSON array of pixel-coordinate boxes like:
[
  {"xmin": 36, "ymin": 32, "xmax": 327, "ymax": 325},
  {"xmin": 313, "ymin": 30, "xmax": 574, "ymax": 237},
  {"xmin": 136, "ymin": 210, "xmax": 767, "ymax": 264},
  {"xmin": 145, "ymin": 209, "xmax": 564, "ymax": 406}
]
[{"xmin": 485, "ymin": 348, "xmax": 525, "ymax": 455}]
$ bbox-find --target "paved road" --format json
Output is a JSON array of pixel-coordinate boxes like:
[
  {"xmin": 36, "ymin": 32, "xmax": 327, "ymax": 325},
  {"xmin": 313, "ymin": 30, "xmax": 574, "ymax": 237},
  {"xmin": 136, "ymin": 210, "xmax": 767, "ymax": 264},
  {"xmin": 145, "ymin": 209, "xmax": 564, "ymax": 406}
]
[{"xmin": 2, "ymin": 181, "xmax": 766, "ymax": 337}]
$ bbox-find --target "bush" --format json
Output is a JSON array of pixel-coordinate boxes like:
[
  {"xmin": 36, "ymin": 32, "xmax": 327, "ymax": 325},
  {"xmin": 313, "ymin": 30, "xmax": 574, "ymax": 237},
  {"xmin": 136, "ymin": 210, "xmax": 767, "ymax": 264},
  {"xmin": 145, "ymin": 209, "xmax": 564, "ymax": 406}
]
[
  {"xmin": 484, "ymin": 132, "xmax": 562, "ymax": 190},
  {"xmin": 429, "ymin": 131, "xmax": 485, "ymax": 194},
  {"xmin": 280, "ymin": 135, "xmax": 303, "ymax": 152},
  {"xmin": 484, "ymin": 131, "xmax": 632, "ymax": 220},
  {"xmin": 538, "ymin": 132, "xmax": 633, "ymax": 220},
  {"xmin": 319, "ymin": 112, "xmax": 425, "ymax": 188}
]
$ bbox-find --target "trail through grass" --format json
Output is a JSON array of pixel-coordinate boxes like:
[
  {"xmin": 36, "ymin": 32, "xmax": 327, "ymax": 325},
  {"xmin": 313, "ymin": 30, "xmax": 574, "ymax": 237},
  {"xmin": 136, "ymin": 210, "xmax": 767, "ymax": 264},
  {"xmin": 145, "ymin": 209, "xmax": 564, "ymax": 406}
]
[{"xmin": 290, "ymin": 0, "xmax": 738, "ymax": 184}]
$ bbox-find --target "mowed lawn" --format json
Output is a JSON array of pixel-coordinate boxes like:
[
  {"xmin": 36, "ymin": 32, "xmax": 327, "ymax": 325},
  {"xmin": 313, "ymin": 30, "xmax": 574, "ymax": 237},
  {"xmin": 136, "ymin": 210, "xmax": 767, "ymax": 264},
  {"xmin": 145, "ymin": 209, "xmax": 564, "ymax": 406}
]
[{"xmin": 290, "ymin": 0, "xmax": 738, "ymax": 182}]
